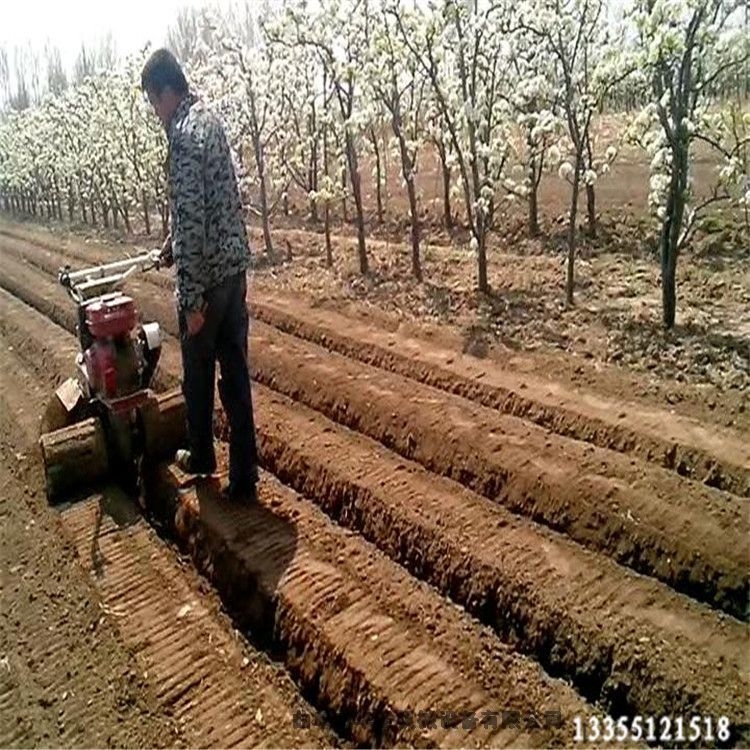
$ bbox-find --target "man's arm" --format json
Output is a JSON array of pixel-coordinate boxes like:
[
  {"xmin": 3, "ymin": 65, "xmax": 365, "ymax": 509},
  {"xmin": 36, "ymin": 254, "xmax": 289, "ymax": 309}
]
[{"xmin": 170, "ymin": 126, "xmax": 206, "ymax": 313}]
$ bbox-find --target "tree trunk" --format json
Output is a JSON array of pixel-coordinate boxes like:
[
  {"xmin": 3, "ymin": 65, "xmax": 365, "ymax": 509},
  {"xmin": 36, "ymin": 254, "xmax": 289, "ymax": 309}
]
[
  {"xmin": 322, "ymin": 106, "xmax": 332, "ymax": 267},
  {"xmin": 436, "ymin": 139, "xmax": 453, "ymax": 230},
  {"xmin": 528, "ymin": 183, "xmax": 540, "ymax": 237},
  {"xmin": 566, "ymin": 156, "xmax": 582, "ymax": 307},
  {"xmin": 160, "ymin": 201, "xmax": 169, "ymax": 237},
  {"xmin": 309, "ymin": 119, "xmax": 319, "ymax": 223},
  {"xmin": 142, "ymin": 190, "xmax": 151, "ymax": 235},
  {"xmin": 586, "ymin": 183, "xmax": 596, "ymax": 239},
  {"xmin": 528, "ymin": 154, "xmax": 540, "ymax": 237},
  {"xmin": 67, "ymin": 179, "xmax": 75, "ymax": 222},
  {"xmin": 52, "ymin": 179, "xmax": 60, "ymax": 220},
  {"xmin": 394, "ymin": 120, "xmax": 421, "ymax": 281},
  {"xmin": 340, "ymin": 165, "xmax": 348, "ymax": 222},
  {"xmin": 309, "ymin": 194, "xmax": 318, "ymax": 223},
  {"xmin": 585, "ymin": 132, "xmax": 597, "ymax": 238},
  {"xmin": 408, "ymin": 177, "xmax": 422, "ymax": 282},
  {"xmin": 660, "ymin": 181, "xmax": 681, "ymax": 329},
  {"xmin": 477, "ymin": 218, "xmax": 488, "ymax": 294},
  {"xmin": 370, "ymin": 127, "xmax": 384, "ymax": 225},
  {"xmin": 345, "ymin": 131, "xmax": 368, "ymax": 275},
  {"xmin": 254, "ymin": 138, "xmax": 275, "ymax": 261},
  {"xmin": 661, "ymin": 140, "xmax": 688, "ymax": 329},
  {"xmin": 324, "ymin": 201, "xmax": 333, "ymax": 268},
  {"xmin": 660, "ymin": 226, "xmax": 677, "ymax": 329}
]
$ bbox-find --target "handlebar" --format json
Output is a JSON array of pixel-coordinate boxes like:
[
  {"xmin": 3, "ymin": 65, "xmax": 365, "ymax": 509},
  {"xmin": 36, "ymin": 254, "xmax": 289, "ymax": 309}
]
[{"xmin": 59, "ymin": 248, "xmax": 163, "ymax": 303}]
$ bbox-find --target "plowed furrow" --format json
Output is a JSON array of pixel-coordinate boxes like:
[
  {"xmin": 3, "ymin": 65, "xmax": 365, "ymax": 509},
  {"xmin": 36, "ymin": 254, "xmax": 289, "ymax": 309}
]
[
  {"xmin": 1, "ymin": 283, "xmax": 599, "ymax": 747},
  {"xmin": 0, "ymin": 312, "xmax": 333, "ymax": 749},
  {"xmin": 2, "ymin": 239, "xmax": 749, "ymax": 743},
  {"xmin": 0, "ymin": 343, "xmax": 184, "ymax": 749},
  {"xmin": 250, "ymin": 293, "xmax": 749, "ymax": 496},
  {"xmin": 2, "ymin": 238, "xmax": 745, "ymax": 619},
  {"xmin": 248, "ymin": 326, "xmax": 748, "ymax": 618},
  {"xmin": 3, "ymin": 228, "xmax": 746, "ymax": 497},
  {"xmin": 148, "ymin": 461, "xmax": 590, "ymax": 748},
  {"xmin": 241, "ymin": 384, "xmax": 749, "ymax": 726},
  {"xmin": 0, "ymin": 250, "xmax": 78, "ymax": 333}
]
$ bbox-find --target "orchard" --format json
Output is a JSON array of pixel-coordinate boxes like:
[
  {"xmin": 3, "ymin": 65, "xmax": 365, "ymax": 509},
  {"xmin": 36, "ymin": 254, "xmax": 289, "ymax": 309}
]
[
  {"xmin": 0, "ymin": 4, "xmax": 749, "ymax": 744},
  {"xmin": 0, "ymin": 0, "xmax": 747, "ymax": 328}
]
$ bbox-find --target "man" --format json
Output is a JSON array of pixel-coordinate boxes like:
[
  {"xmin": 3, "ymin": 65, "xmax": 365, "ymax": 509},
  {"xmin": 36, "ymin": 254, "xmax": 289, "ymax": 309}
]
[{"xmin": 141, "ymin": 48, "xmax": 259, "ymax": 502}]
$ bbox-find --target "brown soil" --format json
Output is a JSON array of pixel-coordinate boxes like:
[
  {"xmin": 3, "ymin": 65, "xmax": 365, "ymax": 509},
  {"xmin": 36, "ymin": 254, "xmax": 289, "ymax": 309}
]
[
  {"xmin": 2, "ymin": 237, "xmax": 746, "ymax": 614},
  {"xmin": 0, "ymin": 331, "xmax": 183, "ymax": 748},
  {"xmin": 1, "ymin": 260, "xmax": 600, "ymax": 749},
  {"xmin": 2, "ymin": 231, "xmax": 747, "ymax": 494},
  {"xmin": 0, "ymin": 222, "xmax": 748, "ymax": 748},
  {"xmin": 248, "ymin": 386, "xmax": 748, "ymax": 717},
  {"xmin": 249, "ymin": 291, "xmax": 749, "ymax": 495},
  {"xmin": 0, "ymin": 303, "xmax": 334, "ymax": 747}
]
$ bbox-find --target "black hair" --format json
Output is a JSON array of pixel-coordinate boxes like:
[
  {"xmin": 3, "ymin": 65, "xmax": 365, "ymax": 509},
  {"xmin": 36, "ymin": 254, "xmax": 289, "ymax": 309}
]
[{"xmin": 140, "ymin": 48, "xmax": 188, "ymax": 96}]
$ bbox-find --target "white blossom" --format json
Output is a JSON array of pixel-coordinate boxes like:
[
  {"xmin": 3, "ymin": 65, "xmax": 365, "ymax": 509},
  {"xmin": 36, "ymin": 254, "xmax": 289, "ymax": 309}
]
[{"xmin": 559, "ymin": 162, "xmax": 575, "ymax": 180}]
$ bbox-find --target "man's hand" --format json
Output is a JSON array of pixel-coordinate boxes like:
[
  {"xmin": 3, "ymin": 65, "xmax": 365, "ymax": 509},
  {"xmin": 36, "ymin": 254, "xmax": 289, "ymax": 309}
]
[
  {"xmin": 185, "ymin": 304, "xmax": 206, "ymax": 336},
  {"xmin": 159, "ymin": 233, "xmax": 174, "ymax": 268}
]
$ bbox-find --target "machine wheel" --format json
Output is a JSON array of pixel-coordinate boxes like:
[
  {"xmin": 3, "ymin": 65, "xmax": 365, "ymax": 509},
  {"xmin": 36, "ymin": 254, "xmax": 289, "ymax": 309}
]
[{"xmin": 39, "ymin": 417, "xmax": 109, "ymax": 503}]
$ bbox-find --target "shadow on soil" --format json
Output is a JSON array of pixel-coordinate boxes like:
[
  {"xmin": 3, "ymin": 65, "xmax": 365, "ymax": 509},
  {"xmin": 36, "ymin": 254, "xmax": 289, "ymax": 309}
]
[{"xmin": 63, "ymin": 484, "xmax": 142, "ymax": 579}]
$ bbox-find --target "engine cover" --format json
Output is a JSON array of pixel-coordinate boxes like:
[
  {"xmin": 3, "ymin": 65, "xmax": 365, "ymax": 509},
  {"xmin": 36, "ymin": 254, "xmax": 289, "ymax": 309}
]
[
  {"xmin": 85, "ymin": 295, "xmax": 137, "ymax": 338},
  {"xmin": 84, "ymin": 338, "xmax": 141, "ymax": 399}
]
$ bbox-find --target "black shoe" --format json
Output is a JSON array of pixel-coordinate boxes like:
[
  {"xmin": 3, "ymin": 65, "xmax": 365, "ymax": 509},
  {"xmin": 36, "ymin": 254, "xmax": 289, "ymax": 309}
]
[
  {"xmin": 175, "ymin": 449, "xmax": 216, "ymax": 477},
  {"xmin": 221, "ymin": 481, "xmax": 258, "ymax": 504}
]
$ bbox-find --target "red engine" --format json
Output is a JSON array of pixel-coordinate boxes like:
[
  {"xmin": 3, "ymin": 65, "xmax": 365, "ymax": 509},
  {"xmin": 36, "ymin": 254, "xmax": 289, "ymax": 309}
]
[
  {"xmin": 85, "ymin": 296, "xmax": 137, "ymax": 338},
  {"xmin": 82, "ymin": 296, "xmax": 142, "ymax": 400}
]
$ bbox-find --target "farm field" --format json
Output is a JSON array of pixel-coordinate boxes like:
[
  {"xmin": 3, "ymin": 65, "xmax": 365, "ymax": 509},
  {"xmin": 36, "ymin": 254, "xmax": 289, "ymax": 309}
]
[
  {"xmin": 0, "ymin": 0, "xmax": 748, "ymax": 744},
  {"xmin": 0, "ymin": 211, "xmax": 747, "ymax": 747}
]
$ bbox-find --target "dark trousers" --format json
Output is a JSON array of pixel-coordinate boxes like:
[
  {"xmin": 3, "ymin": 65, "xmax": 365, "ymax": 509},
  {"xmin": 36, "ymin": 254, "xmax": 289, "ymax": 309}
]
[{"xmin": 178, "ymin": 271, "xmax": 259, "ymax": 489}]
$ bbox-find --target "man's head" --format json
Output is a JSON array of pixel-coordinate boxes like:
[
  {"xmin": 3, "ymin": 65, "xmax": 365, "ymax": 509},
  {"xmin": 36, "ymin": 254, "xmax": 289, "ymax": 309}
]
[{"xmin": 141, "ymin": 48, "xmax": 189, "ymax": 129}]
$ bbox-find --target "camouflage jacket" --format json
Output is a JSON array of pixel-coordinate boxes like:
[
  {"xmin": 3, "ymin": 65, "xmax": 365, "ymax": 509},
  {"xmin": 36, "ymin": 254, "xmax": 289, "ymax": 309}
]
[{"xmin": 167, "ymin": 93, "xmax": 250, "ymax": 313}]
